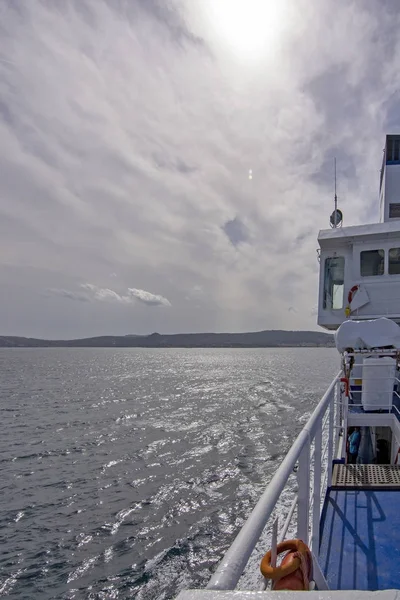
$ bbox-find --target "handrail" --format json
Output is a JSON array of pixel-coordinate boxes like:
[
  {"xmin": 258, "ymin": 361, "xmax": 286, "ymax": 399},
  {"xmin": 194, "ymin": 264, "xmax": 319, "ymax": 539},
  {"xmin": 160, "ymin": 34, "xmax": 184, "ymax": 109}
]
[
  {"xmin": 207, "ymin": 372, "xmax": 341, "ymax": 591},
  {"xmin": 279, "ymin": 496, "xmax": 297, "ymax": 543}
]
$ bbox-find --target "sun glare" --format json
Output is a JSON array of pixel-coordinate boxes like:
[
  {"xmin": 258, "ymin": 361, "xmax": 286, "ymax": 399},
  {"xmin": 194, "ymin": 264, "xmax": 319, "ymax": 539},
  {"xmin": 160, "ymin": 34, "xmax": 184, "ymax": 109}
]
[{"xmin": 204, "ymin": 0, "xmax": 287, "ymax": 62}]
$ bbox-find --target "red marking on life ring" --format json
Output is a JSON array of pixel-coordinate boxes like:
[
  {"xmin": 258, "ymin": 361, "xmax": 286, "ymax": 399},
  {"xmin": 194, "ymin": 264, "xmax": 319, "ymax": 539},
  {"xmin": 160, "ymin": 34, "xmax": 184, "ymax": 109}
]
[{"xmin": 347, "ymin": 285, "xmax": 359, "ymax": 305}]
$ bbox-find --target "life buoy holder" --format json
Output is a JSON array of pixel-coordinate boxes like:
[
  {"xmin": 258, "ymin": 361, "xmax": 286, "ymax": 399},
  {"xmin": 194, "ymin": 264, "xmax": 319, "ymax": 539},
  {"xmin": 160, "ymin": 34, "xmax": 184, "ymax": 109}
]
[
  {"xmin": 347, "ymin": 285, "xmax": 359, "ymax": 305},
  {"xmin": 345, "ymin": 285, "xmax": 360, "ymax": 317},
  {"xmin": 260, "ymin": 539, "xmax": 309, "ymax": 580}
]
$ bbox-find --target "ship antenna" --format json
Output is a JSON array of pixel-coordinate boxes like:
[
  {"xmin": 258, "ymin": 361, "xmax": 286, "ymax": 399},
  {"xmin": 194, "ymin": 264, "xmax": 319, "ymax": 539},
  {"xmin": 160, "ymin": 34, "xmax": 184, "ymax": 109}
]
[
  {"xmin": 334, "ymin": 157, "xmax": 337, "ymax": 227},
  {"xmin": 329, "ymin": 157, "xmax": 343, "ymax": 228}
]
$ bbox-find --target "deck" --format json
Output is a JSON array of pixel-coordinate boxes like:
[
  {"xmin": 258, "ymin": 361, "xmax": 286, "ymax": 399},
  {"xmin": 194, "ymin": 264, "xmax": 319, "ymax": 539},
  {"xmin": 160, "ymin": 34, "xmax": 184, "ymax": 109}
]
[{"xmin": 319, "ymin": 487, "xmax": 400, "ymax": 590}]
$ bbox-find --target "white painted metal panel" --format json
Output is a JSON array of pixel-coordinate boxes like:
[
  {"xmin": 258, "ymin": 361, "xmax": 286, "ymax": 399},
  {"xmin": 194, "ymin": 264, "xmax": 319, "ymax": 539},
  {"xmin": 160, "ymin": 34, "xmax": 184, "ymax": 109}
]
[
  {"xmin": 361, "ymin": 357, "xmax": 396, "ymax": 411},
  {"xmin": 383, "ymin": 163, "xmax": 400, "ymax": 222}
]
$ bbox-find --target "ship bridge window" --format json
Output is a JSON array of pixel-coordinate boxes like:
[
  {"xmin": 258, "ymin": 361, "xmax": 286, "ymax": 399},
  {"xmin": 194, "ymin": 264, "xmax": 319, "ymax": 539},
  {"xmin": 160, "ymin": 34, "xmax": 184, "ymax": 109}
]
[
  {"xmin": 389, "ymin": 248, "xmax": 400, "ymax": 275},
  {"xmin": 389, "ymin": 203, "xmax": 400, "ymax": 218},
  {"xmin": 386, "ymin": 138, "xmax": 400, "ymax": 163},
  {"xmin": 360, "ymin": 249, "xmax": 384, "ymax": 277},
  {"xmin": 323, "ymin": 257, "xmax": 344, "ymax": 310},
  {"xmin": 395, "ymin": 140, "xmax": 400, "ymax": 161}
]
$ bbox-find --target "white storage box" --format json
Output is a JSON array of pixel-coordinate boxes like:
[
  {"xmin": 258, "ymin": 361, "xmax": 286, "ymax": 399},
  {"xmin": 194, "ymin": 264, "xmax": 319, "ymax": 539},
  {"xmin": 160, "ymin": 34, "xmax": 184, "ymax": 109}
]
[{"xmin": 361, "ymin": 357, "xmax": 396, "ymax": 411}]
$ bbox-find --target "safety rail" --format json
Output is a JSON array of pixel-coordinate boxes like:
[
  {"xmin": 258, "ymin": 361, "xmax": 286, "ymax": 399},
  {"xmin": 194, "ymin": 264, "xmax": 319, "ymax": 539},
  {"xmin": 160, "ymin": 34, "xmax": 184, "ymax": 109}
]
[
  {"xmin": 207, "ymin": 372, "xmax": 343, "ymax": 591},
  {"xmin": 347, "ymin": 379, "xmax": 400, "ymax": 402},
  {"xmin": 344, "ymin": 350, "xmax": 400, "ymax": 416}
]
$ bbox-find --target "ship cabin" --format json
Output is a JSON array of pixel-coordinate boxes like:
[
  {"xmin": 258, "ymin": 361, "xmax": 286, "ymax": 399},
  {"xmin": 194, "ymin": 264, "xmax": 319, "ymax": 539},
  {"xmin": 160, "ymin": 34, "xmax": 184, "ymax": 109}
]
[
  {"xmin": 318, "ymin": 134, "xmax": 400, "ymax": 330},
  {"xmin": 313, "ymin": 135, "xmax": 400, "ymax": 592}
]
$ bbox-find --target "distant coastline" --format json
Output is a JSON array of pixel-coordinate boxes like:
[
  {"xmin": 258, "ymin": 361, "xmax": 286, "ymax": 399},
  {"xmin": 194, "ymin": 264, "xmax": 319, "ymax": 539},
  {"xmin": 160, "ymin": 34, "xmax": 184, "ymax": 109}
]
[{"xmin": 0, "ymin": 330, "xmax": 334, "ymax": 348}]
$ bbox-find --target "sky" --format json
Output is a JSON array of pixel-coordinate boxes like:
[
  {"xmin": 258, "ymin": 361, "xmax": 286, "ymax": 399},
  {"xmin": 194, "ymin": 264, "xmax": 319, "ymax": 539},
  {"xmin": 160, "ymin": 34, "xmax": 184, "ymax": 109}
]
[{"xmin": 1, "ymin": 0, "xmax": 400, "ymax": 338}]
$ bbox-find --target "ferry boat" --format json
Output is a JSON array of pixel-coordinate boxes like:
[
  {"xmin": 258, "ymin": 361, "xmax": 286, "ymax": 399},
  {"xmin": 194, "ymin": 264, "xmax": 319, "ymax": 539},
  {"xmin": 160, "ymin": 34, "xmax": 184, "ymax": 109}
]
[{"xmin": 176, "ymin": 135, "xmax": 400, "ymax": 599}]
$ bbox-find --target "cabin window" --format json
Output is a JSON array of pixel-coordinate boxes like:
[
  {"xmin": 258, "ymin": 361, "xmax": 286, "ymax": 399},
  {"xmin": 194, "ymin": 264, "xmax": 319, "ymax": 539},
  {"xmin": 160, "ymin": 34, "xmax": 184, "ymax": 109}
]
[
  {"xmin": 323, "ymin": 257, "xmax": 344, "ymax": 310},
  {"xmin": 389, "ymin": 203, "xmax": 400, "ymax": 218},
  {"xmin": 386, "ymin": 137, "xmax": 400, "ymax": 163},
  {"xmin": 360, "ymin": 249, "xmax": 384, "ymax": 277},
  {"xmin": 389, "ymin": 248, "xmax": 400, "ymax": 275},
  {"xmin": 387, "ymin": 142, "xmax": 392, "ymax": 162},
  {"xmin": 395, "ymin": 139, "xmax": 400, "ymax": 162}
]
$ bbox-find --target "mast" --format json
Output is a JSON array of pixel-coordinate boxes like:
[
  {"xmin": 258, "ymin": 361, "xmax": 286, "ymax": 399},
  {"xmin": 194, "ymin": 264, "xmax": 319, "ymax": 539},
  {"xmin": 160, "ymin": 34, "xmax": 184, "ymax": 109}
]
[
  {"xmin": 334, "ymin": 157, "xmax": 337, "ymax": 228},
  {"xmin": 329, "ymin": 157, "xmax": 342, "ymax": 228}
]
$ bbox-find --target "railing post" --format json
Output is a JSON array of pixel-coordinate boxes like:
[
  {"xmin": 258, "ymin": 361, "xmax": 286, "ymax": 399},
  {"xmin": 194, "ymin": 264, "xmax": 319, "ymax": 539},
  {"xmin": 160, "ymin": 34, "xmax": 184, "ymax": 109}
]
[
  {"xmin": 334, "ymin": 380, "xmax": 341, "ymax": 457},
  {"xmin": 342, "ymin": 390, "xmax": 348, "ymax": 460},
  {"xmin": 327, "ymin": 391, "xmax": 334, "ymax": 489},
  {"xmin": 297, "ymin": 438, "xmax": 310, "ymax": 544},
  {"xmin": 271, "ymin": 518, "xmax": 278, "ymax": 568},
  {"xmin": 312, "ymin": 422, "xmax": 322, "ymax": 555}
]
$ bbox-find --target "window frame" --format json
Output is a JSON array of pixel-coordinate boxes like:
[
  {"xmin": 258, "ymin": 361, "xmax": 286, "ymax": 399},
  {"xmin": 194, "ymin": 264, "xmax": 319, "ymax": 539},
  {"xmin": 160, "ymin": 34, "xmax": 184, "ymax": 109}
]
[
  {"xmin": 386, "ymin": 137, "xmax": 400, "ymax": 164},
  {"xmin": 323, "ymin": 256, "xmax": 345, "ymax": 311},
  {"xmin": 389, "ymin": 204, "xmax": 400, "ymax": 219},
  {"xmin": 389, "ymin": 247, "xmax": 400, "ymax": 275}
]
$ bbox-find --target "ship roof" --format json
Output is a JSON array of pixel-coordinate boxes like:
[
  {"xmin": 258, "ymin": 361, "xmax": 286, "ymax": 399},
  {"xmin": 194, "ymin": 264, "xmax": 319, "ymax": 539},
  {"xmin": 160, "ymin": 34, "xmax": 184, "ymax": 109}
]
[{"xmin": 318, "ymin": 220, "xmax": 400, "ymax": 246}]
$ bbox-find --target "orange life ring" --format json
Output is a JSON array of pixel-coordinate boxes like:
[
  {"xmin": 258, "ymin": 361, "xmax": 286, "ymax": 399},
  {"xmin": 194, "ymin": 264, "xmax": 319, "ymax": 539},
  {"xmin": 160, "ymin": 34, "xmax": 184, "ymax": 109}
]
[
  {"xmin": 347, "ymin": 285, "xmax": 359, "ymax": 305},
  {"xmin": 260, "ymin": 539, "xmax": 309, "ymax": 580},
  {"xmin": 261, "ymin": 539, "xmax": 312, "ymax": 591}
]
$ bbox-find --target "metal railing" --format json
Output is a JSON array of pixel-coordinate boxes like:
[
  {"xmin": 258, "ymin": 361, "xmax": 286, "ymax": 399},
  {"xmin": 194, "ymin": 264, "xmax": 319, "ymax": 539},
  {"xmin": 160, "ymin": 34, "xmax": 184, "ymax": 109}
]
[
  {"xmin": 345, "ymin": 350, "xmax": 400, "ymax": 414},
  {"xmin": 207, "ymin": 372, "xmax": 342, "ymax": 591}
]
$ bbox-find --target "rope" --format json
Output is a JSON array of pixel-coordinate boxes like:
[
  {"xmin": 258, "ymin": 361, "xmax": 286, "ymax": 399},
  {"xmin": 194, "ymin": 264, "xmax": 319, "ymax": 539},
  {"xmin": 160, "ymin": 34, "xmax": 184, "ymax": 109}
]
[
  {"xmin": 295, "ymin": 550, "xmax": 311, "ymax": 590},
  {"xmin": 273, "ymin": 550, "xmax": 311, "ymax": 591}
]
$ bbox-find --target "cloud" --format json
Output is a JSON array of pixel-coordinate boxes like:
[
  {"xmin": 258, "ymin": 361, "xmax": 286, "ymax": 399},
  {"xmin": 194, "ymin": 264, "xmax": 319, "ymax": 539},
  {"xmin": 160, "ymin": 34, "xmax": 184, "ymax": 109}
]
[
  {"xmin": 46, "ymin": 288, "xmax": 90, "ymax": 302},
  {"xmin": 47, "ymin": 283, "xmax": 171, "ymax": 308},
  {"xmin": 1, "ymin": 0, "xmax": 400, "ymax": 337},
  {"xmin": 127, "ymin": 288, "xmax": 171, "ymax": 307},
  {"xmin": 80, "ymin": 283, "xmax": 130, "ymax": 304},
  {"xmin": 222, "ymin": 217, "xmax": 249, "ymax": 247}
]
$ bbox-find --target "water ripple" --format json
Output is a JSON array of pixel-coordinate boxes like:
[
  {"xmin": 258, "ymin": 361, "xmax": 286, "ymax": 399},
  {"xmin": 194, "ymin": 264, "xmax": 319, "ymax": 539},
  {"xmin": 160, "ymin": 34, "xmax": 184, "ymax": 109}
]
[{"xmin": 0, "ymin": 347, "xmax": 338, "ymax": 599}]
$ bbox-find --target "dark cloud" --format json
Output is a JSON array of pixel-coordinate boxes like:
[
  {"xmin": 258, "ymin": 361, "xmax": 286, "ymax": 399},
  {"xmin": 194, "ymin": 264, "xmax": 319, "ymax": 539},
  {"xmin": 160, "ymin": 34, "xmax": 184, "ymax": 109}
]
[
  {"xmin": 135, "ymin": 0, "xmax": 208, "ymax": 50},
  {"xmin": 222, "ymin": 217, "xmax": 249, "ymax": 247}
]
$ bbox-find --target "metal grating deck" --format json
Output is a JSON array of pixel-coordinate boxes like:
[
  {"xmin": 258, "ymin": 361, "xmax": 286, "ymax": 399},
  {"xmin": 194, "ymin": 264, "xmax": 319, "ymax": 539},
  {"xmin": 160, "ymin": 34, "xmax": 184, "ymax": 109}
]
[{"xmin": 332, "ymin": 464, "xmax": 400, "ymax": 488}]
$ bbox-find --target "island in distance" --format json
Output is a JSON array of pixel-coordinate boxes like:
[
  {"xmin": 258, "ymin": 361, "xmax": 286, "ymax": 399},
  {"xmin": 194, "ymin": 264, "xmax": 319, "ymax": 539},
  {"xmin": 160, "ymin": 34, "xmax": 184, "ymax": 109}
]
[{"xmin": 0, "ymin": 330, "xmax": 334, "ymax": 348}]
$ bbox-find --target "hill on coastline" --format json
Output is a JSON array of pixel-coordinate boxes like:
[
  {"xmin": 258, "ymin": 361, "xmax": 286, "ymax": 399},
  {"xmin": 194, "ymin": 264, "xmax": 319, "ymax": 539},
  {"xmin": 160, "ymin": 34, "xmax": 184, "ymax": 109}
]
[{"xmin": 0, "ymin": 330, "xmax": 334, "ymax": 348}]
